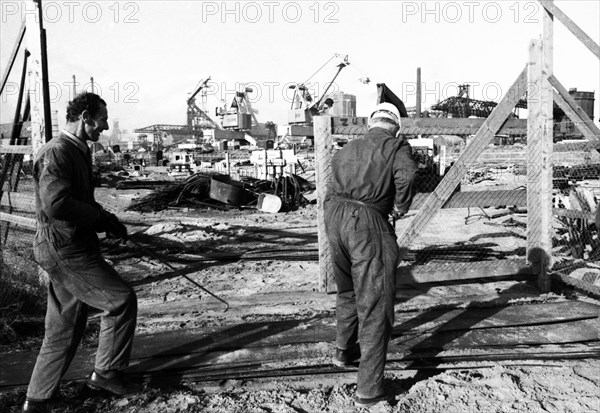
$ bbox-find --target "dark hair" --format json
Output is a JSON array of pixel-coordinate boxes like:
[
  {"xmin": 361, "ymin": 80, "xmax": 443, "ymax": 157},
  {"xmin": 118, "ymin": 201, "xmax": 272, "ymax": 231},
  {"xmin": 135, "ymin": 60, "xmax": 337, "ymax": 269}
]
[{"xmin": 66, "ymin": 92, "xmax": 107, "ymax": 122}]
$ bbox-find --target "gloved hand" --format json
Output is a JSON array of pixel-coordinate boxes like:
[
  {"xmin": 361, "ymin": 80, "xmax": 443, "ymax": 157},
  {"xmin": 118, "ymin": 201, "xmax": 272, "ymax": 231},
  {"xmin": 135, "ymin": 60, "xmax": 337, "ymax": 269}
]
[
  {"xmin": 105, "ymin": 219, "xmax": 128, "ymax": 242},
  {"xmin": 390, "ymin": 205, "xmax": 405, "ymax": 221},
  {"xmin": 97, "ymin": 210, "xmax": 128, "ymax": 242}
]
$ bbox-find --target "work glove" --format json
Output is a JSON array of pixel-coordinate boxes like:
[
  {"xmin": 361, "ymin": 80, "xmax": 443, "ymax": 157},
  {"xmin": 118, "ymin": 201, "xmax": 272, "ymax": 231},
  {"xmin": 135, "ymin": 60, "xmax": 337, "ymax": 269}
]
[
  {"xmin": 97, "ymin": 210, "xmax": 128, "ymax": 242},
  {"xmin": 105, "ymin": 219, "xmax": 128, "ymax": 242},
  {"xmin": 390, "ymin": 205, "xmax": 405, "ymax": 221}
]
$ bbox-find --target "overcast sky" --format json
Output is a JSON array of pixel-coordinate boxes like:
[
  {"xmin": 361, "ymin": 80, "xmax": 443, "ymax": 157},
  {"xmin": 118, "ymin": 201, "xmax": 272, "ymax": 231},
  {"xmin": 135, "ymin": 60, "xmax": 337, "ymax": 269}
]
[{"xmin": 1, "ymin": 0, "xmax": 599, "ymax": 134}]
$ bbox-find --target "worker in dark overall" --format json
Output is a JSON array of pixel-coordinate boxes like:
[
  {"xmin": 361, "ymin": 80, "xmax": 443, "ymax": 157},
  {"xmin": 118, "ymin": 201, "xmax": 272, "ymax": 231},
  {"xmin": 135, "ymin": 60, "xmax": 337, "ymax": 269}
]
[
  {"xmin": 324, "ymin": 102, "xmax": 417, "ymax": 408},
  {"xmin": 23, "ymin": 93, "xmax": 140, "ymax": 413}
]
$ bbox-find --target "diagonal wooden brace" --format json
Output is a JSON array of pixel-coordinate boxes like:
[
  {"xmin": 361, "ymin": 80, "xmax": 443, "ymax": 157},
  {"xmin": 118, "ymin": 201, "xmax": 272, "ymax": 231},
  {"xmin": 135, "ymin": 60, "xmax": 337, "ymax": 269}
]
[
  {"xmin": 398, "ymin": 66, "xmax": 529, "ymax": 248},
  {"xmin": 549, "ymin": 74, "xmax": 600, "ymax": 141}
]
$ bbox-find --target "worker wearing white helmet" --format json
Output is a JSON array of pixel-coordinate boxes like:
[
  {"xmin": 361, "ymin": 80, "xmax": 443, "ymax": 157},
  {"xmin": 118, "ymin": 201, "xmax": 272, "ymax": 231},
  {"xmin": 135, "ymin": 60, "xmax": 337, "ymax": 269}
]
[
  {"xmin": 324, "ymin": 102, "xmax": 417, "ymax": 408},
  {"xmin": 369, "ymin": 102, "xmax": 401, "ymax": 127}
]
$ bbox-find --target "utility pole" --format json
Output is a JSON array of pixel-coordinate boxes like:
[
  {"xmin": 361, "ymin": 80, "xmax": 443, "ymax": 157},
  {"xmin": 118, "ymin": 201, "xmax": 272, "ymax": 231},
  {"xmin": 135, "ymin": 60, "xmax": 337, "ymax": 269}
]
[
  {"xmin": 33, "ymin": 0, "xmax": 53, "ymax": 143},
  {"xmin": 90, "ymin": 77, "xmax": 95, "ymax": 93},
  {"xmin": 72, "ymin": 74, "xmax": 77, "ymax": 96}
]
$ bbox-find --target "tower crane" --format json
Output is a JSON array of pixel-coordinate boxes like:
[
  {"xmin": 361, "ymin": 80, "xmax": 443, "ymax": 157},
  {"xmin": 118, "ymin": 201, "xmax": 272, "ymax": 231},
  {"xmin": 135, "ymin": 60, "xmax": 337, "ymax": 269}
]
[{"xmin": 187, "ymin": 77, "xmax": 219, "ymax": 141}]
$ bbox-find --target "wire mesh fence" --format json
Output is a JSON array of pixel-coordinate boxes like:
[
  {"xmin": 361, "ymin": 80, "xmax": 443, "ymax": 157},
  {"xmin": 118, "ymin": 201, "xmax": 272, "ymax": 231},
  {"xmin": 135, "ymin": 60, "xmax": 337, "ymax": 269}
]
[
  {"xmin": 325, "ymin": 115, "xmax": 600, "ymax": 290},
  {"xmin": 550, "ymin": 123, "xmax": 600, "ymax": 289}
]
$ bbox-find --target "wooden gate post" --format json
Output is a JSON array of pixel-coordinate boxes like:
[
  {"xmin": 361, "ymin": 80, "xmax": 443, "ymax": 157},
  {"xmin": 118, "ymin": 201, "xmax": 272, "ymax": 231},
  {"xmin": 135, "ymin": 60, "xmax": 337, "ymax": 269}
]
[
  {"xmin": 25, "ymin": 1, "xmax": 45, "ymax": 155},
  {"xmin": 313, "ymin": 116, "xmax": 335, "ymax": 293},
  {"xmin": 26, "ymin": 1, "xmax": 48, "ymax": 285},
  {"xmin": 527, "ymin": 34, "xmax": 553, "ymax": 292}
]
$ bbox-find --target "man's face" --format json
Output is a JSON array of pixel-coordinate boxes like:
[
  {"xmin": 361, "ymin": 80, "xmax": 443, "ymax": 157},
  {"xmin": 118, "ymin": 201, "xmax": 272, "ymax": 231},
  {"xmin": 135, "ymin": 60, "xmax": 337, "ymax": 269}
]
[{"xmin": 83, "ymin": 104, "xmax": 109, "ymax": 142}]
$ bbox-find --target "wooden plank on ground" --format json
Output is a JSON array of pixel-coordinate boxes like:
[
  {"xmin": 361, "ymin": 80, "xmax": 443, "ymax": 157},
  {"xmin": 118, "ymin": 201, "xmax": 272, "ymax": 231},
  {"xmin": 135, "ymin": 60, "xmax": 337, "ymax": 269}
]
[
  {"xmin": 400, "ymin": 259, "xmax": 529, "ymax": 284},
  {"xmin": 1, "ymin": 300, "xmax": 597, "ymax": 388},
  {"xmin": 4, "ymin": 341, "xmax": 599, "ymax": 389},
  {"xmin": 127, "ymin": 342, "xmax": 600, "ymax": 384},
  {"xmin": 393, "ymin": 300, "xmax": 599, "ymax": 333},
  {"xmin": 398, "ymin": 67, "xmax": 528, "ymax": 249},
  {"xmin": 392, "ymin": 318, "xmax": 599, "ymax": 350},
  {"xmin": 332, "ymin": 117, "xmax": 528, "ymax": 136}
]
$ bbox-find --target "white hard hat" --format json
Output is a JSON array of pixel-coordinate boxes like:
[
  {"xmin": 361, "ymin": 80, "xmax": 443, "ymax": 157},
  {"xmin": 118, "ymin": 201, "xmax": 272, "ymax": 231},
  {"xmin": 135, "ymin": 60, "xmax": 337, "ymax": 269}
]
[{"xmin": 370, "ymin": 102, "xmax": 401, "ymax": 125}]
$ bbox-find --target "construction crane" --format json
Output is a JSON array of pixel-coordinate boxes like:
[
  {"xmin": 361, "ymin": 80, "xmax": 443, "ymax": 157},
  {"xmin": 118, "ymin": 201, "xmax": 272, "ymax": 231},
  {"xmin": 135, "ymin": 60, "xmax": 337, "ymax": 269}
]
[
  {"xmin": 281, "ymin": 54, "xmax": 373, "ymax": 147},
  {"xmin": 187, "ymin": 77, "xmax": 219, "ymax": 140},
  {"xmin": 288, "ymin": 54, "xmax": 350, "ymax": 126},
  {"xmin": 215, "ymin": 86, "xmax": 256, "ymax": 131}
]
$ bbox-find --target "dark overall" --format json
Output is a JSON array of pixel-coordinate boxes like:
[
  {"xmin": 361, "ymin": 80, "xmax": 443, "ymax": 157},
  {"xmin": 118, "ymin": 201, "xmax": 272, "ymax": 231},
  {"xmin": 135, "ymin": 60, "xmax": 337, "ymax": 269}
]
[
  {"xmin": 27, "ymin": 133, "xmax": 137, "ymax": 400},
  {"xmin": 324, "ymin": 127, "xmax": 417, "ymax": 399}
]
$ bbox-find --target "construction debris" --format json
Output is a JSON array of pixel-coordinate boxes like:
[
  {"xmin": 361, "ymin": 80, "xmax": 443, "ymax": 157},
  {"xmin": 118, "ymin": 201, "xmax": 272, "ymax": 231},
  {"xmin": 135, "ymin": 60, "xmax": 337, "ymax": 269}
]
[{"xmin": 126, "ymin": 172, "xmax": 315, "ymax": 213}]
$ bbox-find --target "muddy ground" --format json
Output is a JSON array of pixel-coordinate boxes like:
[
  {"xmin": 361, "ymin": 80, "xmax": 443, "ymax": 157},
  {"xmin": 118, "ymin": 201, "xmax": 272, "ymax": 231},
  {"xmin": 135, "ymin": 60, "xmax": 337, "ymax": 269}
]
[{"xmin": 1, "ymin": 168, "xmax": 599, "ymax": 412}]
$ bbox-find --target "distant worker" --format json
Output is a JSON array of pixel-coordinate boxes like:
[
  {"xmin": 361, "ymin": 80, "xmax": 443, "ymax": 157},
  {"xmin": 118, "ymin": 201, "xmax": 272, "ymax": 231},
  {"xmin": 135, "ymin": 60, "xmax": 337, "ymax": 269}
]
[
  {"xmin": 23, "ymin": 93, "xmax": 140, "ymax": 413},
  {"xmin": 320, "ymin": 98, "xmax": 334, "ymax": 114},
  {"xmin": 324, "ymin": 102, "xmax": 417, "ymax": 408}
]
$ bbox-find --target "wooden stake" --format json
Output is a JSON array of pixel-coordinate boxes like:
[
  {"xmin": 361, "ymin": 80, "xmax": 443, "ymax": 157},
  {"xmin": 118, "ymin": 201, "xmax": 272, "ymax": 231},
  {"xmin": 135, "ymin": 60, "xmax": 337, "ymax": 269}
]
[
  {"xmin": 25, "ymin": 3, "xmax": 44, "ymax": 155},
  {"xmin": 313, "ymin": 116, "xmax": 334, "ymax": 293},
  {"xmin": 527, "ymin": 36, "xmax": 553, "ymax": 292}
]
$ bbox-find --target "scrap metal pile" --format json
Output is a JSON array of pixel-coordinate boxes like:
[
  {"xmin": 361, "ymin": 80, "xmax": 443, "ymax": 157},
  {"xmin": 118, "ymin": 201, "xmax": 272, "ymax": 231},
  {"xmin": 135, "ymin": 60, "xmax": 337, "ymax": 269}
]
[{"xmin": 126, "ymin": 172, "xmax": 315, "ymax": 213}]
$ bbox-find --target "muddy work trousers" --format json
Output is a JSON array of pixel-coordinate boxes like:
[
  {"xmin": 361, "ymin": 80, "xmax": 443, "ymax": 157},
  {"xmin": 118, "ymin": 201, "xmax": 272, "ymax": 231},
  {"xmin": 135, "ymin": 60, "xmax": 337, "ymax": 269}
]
[
  {"xmin": 325, "ymin": 199, "xmax": 398, "ymax": 399},
  {"xmin": 26, "ymin": 229, "xmax": 137, "ymax": 401}
]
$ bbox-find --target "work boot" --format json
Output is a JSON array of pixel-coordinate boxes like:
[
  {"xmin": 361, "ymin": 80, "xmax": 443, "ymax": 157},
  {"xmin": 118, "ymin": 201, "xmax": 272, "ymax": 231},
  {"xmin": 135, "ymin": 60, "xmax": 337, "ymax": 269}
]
[
  {"xmin": 332, "ymin": 344, "xmax": 361, "ymax": 367},
  {"xmin": 87, "ymin": 370, "xmax": 142, "ymax": 395},
  {"xmin": 22, "ymin": 396, "xmax": 78, "ymax": 413},
  {"xmin": 22, "ymin": 399, "xmax": 50, "ymax": 413},
  {"xmin": 354, "ymin": 391, "xmax": 393, "ymax": 408}
]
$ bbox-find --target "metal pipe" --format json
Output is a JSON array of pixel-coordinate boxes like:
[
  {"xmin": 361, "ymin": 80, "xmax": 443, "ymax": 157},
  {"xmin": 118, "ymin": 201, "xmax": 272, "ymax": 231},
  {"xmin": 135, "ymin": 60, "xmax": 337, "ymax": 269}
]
[
  {"xmin": 0, "ymin": 22, "xmax": 26, "ymax": 96},
  {"xmin": 34, "ymin": 0, "xmax": 53, "ymax": 143},
  {"xmin": 6, "ymin": 96, "xmax": 31, "ymax": 194},
  {"xmin": 0, "ymin": 50, "xmax": 30, "ymax": 200},
  {"xmin": 315, "ymin": 63, "xmax": 346, "ymax": 109},
  {"xmin": 127, "ymin": 238, "xmax": 230, "ymax": 311},
  {"xmin": 9, "ymin": 50, "xmax": 30, "ymax": 145}
]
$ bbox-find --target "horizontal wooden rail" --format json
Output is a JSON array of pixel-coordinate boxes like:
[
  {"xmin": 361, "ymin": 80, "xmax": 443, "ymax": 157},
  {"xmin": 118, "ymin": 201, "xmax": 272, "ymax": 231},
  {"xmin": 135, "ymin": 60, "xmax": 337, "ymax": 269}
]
[
  {"xmin": 0, "ymin": 192, "xmax": 35, "ymax": 211},
  {"xmin": 331, "ymin": 117, "xmax": 528, "ymax": 136},
  {"xmin": 0, "ymin": 212, "xmax": 35, "ymax": 228},
  {"xmin": 411, "ymin": 189, "xmax": 527, "ymax": 210},
  {"xmin": 0, "ymin": 145, "xmax": 33, "ymax": 154}
]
